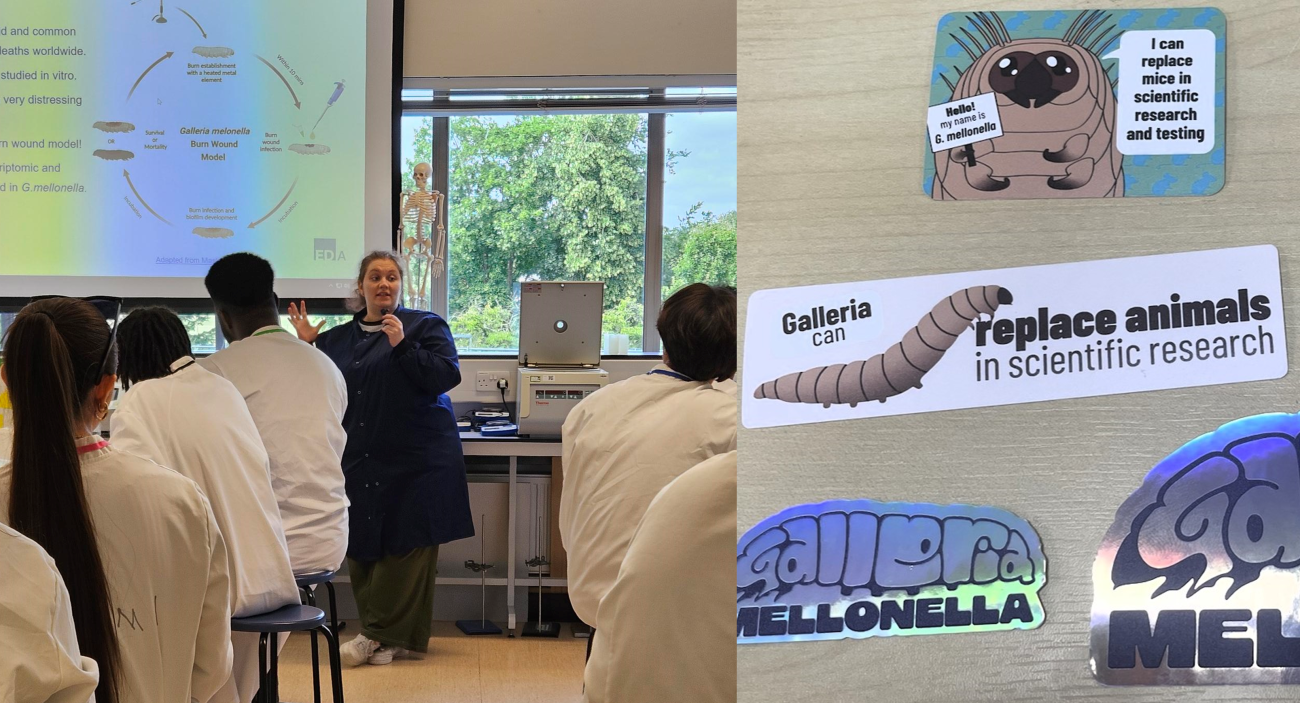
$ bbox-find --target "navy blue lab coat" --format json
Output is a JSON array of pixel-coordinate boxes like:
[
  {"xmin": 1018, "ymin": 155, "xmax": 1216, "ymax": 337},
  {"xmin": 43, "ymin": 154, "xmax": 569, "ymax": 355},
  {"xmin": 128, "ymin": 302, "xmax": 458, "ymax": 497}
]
[{"xmin": 316, "ymin": 306, "xmax": 475, "ymax": 562}]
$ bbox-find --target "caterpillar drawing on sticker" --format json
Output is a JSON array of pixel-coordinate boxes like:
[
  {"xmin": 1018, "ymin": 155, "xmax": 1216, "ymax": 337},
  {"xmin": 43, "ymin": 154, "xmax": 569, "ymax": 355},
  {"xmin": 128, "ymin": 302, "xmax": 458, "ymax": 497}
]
[
  {"xmin": 932, "ymin": 11, "xmax": 1123, "ymax": 199},
  {"xmin": 753, "ymin": 285, "xmax": 1012, "ymax": 407}
]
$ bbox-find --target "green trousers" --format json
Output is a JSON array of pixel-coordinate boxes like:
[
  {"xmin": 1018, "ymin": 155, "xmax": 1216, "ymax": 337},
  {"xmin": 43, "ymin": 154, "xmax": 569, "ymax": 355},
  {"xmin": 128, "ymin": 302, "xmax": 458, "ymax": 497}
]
[{"xmin": 348, "ymin": 546, "xmax": 439, "ymax": 652}]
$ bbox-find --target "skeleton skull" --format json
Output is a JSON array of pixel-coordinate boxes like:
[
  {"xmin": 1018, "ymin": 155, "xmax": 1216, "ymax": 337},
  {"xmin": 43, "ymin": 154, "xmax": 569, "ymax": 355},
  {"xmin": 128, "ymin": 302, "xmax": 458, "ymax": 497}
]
[{"xmin": 413, "ymin": 162, "xmax": 431, "ymax": 191}]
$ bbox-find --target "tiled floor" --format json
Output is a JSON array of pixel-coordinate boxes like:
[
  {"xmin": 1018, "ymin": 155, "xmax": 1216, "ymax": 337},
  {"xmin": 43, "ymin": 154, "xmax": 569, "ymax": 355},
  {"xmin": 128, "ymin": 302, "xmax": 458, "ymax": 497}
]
[{"xmin": 274, "ymin": 621, "xmax": 587, "ymax": 703}]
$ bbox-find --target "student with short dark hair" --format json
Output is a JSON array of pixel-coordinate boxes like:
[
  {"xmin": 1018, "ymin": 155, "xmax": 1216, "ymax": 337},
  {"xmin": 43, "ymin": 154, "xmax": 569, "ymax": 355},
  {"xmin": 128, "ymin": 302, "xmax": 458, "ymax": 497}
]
[
  {"xmin": 112, "ymin": 306, "xmax": 299, "ymax": 703},
  {"xmin": 656, "ymin": 283, "xmax": 738, "ymax": 382},
  {"xmin": 559, "ymin": 283, "xmax": 738, "ymax": 632},
  {"xmin": 199, "ymin": 253, "xmax": 351, "ymax": 578},
  {"xmin": 0, "ymin": 297, "xmax": 233, "ymax": 703}
]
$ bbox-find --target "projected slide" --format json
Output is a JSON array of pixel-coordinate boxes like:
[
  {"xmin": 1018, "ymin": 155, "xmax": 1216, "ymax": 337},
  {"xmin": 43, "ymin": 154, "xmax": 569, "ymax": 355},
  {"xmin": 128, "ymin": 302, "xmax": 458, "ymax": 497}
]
[{"xmin": 0, "ymin": 0, "xmax": 366, "ymax": 283}]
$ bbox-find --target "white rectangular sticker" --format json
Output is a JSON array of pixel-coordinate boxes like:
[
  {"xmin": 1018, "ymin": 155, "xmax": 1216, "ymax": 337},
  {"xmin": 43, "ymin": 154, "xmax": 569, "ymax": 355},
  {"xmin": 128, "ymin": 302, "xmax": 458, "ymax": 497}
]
[
  {"xmin": 1104, "ymin": 28, "xmax": 1217, "ymax": 155},
  {"xmin": 926, "ymin": 92, "xmax": 1004, "ymax": 153},
  {"xmin": 743, "ymin": 246, "xmax": 1286, "ymax": 429}
]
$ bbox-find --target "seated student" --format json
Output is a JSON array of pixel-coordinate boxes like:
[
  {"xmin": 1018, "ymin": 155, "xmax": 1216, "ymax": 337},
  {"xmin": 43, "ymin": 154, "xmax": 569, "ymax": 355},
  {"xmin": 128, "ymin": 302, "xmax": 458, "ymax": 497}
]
[
  {"xmin": 582, "ymin": 451, "xmax": 737, "ymax": 703},
  {"xmin": 0, "ymin": 522, "xmax": 100, "ymax": 703},
  {"xmin": 200, "ymin": 253, "xmax": 350, "ymax": 576},
  {"xmin": 0, "ymin": 298, "xmax": 232, "ymax": 703},
  {"xmin": 560, "ymin": 283, "xmax": 738, "ymax": 630},
  {"xmin": 110, "ymin": 307, "xmax": 299, "ymax": 703}
]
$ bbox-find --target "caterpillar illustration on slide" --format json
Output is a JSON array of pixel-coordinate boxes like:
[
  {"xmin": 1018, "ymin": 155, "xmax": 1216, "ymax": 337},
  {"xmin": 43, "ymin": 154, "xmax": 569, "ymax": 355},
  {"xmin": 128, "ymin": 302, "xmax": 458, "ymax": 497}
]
[{"xmin": 753, "ymin": 285, "xmax": 1012, "ymax": 408}]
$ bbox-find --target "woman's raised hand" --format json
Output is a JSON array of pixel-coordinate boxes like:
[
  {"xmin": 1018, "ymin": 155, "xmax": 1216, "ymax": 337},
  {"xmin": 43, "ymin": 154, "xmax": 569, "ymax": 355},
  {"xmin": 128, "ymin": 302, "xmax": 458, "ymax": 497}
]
[{"xmin": 287, "ymin": 301, "xmax": 326, "ymax": 343}]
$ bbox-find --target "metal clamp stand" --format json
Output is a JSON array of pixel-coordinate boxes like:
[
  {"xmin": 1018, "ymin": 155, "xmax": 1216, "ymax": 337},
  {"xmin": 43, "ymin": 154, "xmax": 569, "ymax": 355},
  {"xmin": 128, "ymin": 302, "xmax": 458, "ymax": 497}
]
[
  {"xmin": 521, "ymin": 555, "xmax": 559, "ymax": 637},
  {"xmin": 521, "ymin": 512, "xmax": 559, "ymax": 637},
  {"xmin": 457, "ymin": 514, "xmax": 502, "ymax": 635}
]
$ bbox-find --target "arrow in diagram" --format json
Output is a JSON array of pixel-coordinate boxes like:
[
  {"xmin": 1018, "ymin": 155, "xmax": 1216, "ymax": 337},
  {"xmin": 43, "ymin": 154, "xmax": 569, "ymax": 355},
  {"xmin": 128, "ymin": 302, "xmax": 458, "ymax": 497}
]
[
  {"xmin": 255, "ymin": 55, "xmax": 301, "ymax": 109},
  {"xmin": 249, "ymin": 178, "xmax": 299, "ymax": 229},
  {"xmin": 127, "ymin": 52, "xmax": 174, "ymax": 101},
  {"xmin": 177, "ymin": 7, "xmax": 207, "ymax": 38},
  {"xmin": 123, "ymin": 170, "xmax": 172, "ymax": 226}
]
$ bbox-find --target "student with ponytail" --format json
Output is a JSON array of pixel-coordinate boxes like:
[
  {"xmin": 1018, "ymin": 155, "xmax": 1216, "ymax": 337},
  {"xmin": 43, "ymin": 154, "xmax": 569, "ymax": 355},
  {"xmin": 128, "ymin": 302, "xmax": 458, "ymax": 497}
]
[{"xmin": 0, "ymin": 298, "xmax": 234, "ymax": 703}]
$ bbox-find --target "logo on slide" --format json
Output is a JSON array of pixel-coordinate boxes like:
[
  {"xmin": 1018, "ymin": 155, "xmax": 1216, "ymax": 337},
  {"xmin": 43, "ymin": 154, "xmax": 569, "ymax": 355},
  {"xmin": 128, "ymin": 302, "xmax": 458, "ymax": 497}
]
[{"xmin": 313, "ymin": 238, "xmax": 347, "ymax": 261}]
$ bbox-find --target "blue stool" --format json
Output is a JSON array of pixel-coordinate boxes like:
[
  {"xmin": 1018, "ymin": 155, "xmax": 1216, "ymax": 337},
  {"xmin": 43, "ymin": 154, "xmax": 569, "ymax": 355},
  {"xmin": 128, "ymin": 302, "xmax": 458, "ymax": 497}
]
[
  {"xmin": 295, "ymin": 570, "xmax": 340, "ymax": 632},
  {"xmin": 231, "ymin": 604, "xmax": 343, "ymax": 703},
  {"xmin": 296, "ymin": 571, "xmax": 341, "ymax": 703}
]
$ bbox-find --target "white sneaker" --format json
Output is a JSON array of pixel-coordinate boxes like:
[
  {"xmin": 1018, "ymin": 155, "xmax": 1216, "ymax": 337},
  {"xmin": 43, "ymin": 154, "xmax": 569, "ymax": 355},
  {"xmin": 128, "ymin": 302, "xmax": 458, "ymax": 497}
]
[
  {"xmin": 368, "ymin": 645, "xmax": 410, "ymax": 665},
  {"xmin": 340, "ymin": 634, "xmax": 381, "ymax": 667}
]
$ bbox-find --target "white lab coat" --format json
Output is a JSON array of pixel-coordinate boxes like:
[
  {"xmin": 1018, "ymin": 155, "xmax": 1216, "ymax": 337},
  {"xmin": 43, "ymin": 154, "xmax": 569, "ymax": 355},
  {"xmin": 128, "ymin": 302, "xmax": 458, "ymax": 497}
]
[
  {"xmin": 111, "ymin": 358, "xmax": 299, "ymax": 703},
  {"xmin": 200, "ymin": 327, "xmax": 350, "ymax": 574},
  {"xmin": 0, "ymin": 522, "xmax": 99, "ymax": 703},
  {"xmin": 583, "ymin": 451, "xmax": 737, "ymax": 703},
  {"xmin": 0, "ymin": 438, "xmax": 233, "ymax": 703},
  {"xmin": 560, "ymin": 364, "xmax": 737, "ymax": 627}
]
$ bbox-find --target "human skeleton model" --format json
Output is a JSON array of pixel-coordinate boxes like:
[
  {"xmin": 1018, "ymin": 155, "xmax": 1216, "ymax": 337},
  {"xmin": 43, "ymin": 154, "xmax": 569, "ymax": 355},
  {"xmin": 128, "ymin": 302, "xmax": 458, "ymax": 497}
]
[{"xmin": 398, "ymin": 162, "xmax": 446, "ymax": 308}]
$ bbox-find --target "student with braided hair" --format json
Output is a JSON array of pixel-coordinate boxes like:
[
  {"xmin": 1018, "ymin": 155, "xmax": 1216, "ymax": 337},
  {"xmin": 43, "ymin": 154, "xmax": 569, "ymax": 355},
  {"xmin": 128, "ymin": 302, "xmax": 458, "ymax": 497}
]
[{"xmin": 111, "ymin": 306, "xmax": 298, "ymax": 703}]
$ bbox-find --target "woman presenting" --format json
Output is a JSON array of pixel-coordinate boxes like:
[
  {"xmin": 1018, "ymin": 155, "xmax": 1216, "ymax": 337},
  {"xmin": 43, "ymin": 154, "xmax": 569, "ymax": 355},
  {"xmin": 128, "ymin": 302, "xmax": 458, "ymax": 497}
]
[{"xmin": 289, "ymin": 251, "xmax": 474, "ymax": 667}]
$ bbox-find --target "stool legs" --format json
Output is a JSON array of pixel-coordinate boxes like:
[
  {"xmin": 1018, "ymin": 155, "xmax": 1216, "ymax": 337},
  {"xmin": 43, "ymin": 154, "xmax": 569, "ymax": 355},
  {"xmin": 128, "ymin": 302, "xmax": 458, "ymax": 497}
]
[
  {"xmin": 301, "ymin": 586, "xmax": 323, "ymax": 703},
  {"xmin": 324, "ymin": 580, "xmax": 340, "ymax": 632},
  {"xmin": 317, "ymin": 624, "xmax": 345, "ymax": 703},
  {"xmin": 258, "ymin": 632, "xmax": 269, "ymax": 702},
  {"xmin": 269, "ymin": 633, "xmax": 280, "ymax": 702}
]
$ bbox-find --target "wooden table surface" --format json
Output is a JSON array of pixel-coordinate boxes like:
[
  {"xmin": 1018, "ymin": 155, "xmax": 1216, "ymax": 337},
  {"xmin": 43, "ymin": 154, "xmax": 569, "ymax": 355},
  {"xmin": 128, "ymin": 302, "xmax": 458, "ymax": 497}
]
[{"xmin": 737, "ymin": 1, "xmax": 1300, "ymax": 700}]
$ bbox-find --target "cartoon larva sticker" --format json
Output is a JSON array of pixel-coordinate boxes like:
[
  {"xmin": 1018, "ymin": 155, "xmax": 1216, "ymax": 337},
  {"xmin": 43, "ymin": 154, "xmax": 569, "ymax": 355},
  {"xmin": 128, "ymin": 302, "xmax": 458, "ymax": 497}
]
[
  {"xmin": 932, "ymin": 11, "xmax": 1123, "ymax": 200},
  {"xmin": 753, "ymin": 285, "xmax": 1010, "ymax": 408}
]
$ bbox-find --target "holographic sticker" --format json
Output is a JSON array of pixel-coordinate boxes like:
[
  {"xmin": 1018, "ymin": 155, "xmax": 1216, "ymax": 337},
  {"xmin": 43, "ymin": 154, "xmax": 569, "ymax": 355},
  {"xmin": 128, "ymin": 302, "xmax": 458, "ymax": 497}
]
[
  {"xmin": 737, "ymin": 499, "xmax": 1047, "ymax": 644},
  {"xmin": 1092, "ymin": 413, "xmax": 1300, "ymax": 684}
]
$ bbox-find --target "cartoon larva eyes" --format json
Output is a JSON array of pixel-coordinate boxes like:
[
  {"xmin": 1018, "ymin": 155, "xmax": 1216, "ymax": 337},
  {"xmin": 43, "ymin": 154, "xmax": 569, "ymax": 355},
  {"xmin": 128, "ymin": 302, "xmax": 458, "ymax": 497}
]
[
  {"xmin": 998, "ymin": 57, "xmax": 1015, "ymax": 74},
  {"xmin": 1042, "ymin": 52, "xmax": 1077, "ymax": 77},
  {"xmin": 989, "ymin": 51, "xmax": 1080, "ymax": 108}
]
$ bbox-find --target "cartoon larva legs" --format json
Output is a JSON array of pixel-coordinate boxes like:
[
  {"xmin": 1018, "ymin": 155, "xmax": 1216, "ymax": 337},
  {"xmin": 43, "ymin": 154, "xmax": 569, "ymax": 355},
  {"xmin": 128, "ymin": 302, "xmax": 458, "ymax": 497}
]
[{"xmin": 753, "ymin": 285, "xmax": 1012, "ymax": 407}]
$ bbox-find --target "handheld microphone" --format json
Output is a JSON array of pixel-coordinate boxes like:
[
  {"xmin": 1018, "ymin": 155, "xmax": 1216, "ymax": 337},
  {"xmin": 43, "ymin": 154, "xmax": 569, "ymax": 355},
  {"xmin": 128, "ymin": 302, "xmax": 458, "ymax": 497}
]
[{"xmin": 381, "ymin": 307, "xmax": 391, "ymax": 316}]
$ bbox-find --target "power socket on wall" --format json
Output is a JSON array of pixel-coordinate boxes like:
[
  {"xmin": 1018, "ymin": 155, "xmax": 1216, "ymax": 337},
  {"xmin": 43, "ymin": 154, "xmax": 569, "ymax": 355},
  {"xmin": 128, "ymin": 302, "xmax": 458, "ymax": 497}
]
[{"xmin": 476, "ymin": 371, "xmax": 509, "ymax": 392}]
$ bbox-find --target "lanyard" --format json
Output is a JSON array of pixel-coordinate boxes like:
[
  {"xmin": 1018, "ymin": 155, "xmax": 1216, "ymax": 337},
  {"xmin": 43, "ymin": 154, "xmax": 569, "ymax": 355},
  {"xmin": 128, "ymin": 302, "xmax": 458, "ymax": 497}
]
[
  {"xmin": 77, "ymin": 440, "xmax": 108, "ymax": 455},
  {"xmin": 648, "ymin": 369, "xmax": 693, "ymax": 382},
  {"xmin": 253, "ymin": 327, "xmax": 289, "ymax": 337}
]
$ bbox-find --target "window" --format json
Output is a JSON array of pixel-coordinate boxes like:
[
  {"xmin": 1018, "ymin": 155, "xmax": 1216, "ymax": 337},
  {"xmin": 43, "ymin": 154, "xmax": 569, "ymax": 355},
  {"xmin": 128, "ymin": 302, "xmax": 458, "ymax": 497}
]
[
  {"xmin": 401, "ymin": 85, "xmax": 737, "ymax": 356},
  {"xmin": 179, "ymin": 313, "xmax": 220, "ymax": 355},
  {"xmin": 448, "ymin": 113, "xmax": 649, "ymax": 354},
  {"xmin": 277, "ymin": 313, "xmax": 354, "ymax": 339},
  {"xmin": 0, "ymin": 308, "xmax": 352, "ymax": 358},
  {"xmin": 662, "ymin": 111, "xmax": 738, "ymax": 299}
]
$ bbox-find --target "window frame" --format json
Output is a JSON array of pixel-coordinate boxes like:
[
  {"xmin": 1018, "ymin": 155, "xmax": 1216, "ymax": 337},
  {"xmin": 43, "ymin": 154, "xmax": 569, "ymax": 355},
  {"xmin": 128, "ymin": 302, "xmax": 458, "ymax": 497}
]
[
  {"xmin": 400, "ymin": 79, "xmax": 737, "ymax": 357},
  {"xmin": 1, "ymin": 80, "xmax": 736, "ymax": 359},
  {"xmin": 0, "ymin": 297, "xmax": 354, "ymax": 356}
]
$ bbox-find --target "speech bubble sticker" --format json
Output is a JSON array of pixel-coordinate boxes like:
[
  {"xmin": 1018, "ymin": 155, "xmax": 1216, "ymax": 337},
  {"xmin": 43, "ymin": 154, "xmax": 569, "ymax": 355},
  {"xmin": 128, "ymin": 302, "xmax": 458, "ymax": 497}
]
[
  {"xmin": 738, "ymin": 499, "xmax": 1047, "ymax": 644},
  {"xmin": 1092, "ymin": 413, "xmax": 1300, "ymax": 684},
  {"xmin": 1103, "ymin": 29, "xmax": 1217, "ymax": 155}
]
